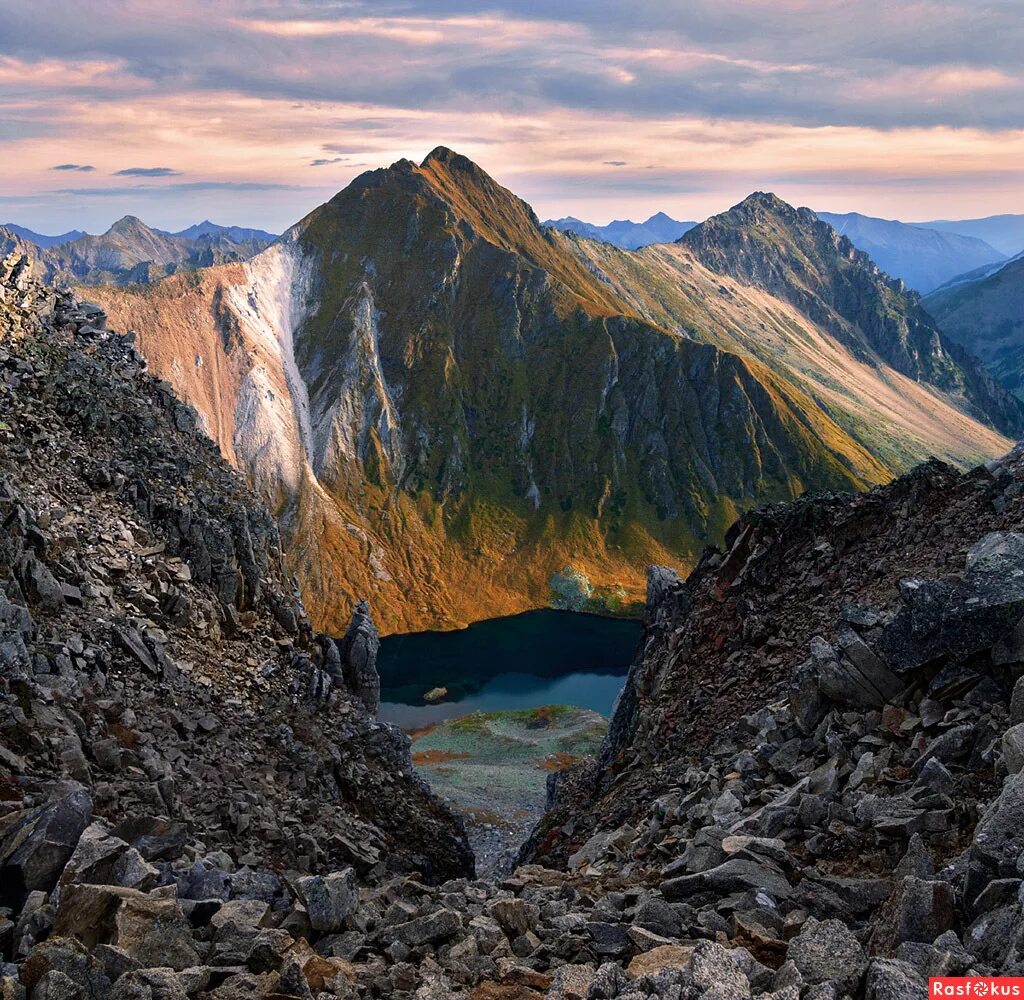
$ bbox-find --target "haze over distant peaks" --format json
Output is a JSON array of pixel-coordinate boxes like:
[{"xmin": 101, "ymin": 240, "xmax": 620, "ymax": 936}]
[
  {"xmin": 163, "ymin": 220, "xmax": 278, "ymax": 243},
  {"xmin": 1, "ymin": 223, "xmax": 87, "ymax": 248},
  {"xmin": 816, "ymin": 211, "xmax": 1005, "ymax": 293},
  {"xmin": 925, "ymin": 251, "xmax": 1024, "ymax": 399},
  {"xmin": 914, "ymin": 214, "xmax": 1024, "ymax": 257},
  {"xmin": 1, "ymin": 215, "xmax": 275, "ymax": 285},
  {"xmin": 544, "ymin": 211, "xmax": 696, "ymax": 250}
]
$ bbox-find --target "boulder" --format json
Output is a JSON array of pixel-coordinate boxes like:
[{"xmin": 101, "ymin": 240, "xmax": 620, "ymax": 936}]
[
  {"xmin": 871, "ymin": 877, "xmax": 955, "ymax": 955},
  {"xmin": 295, "ymin": 869, "xmax": 357, "ymax": 932},
  {"xmin": 53, "ymin": 884, "xmax": 199, "ymax": 971},
  {"xmin": 1012, "ymin": 675, "xmax": 1024, "ymax": 725},
  {"xmin": 56, "ymin": 822, "xmax": 157, "ymax": 899},
  {"xmin": 632, "ymin": 897, "xmax": 682, "ymax": 938},
  {"xmin": 689, "ymin": 940, "xmax": 750, "ymax": 996},
  {"xmin": 19, "ymin": 937, "xmax": 99, "ymax": 998},
  {"xmin": 0, "ymin": 787, "xmax": 92, "ymax": 910},
  {"xmin": 1002, "ymin": 723, "xmax": 1024, "ymax": 775},
  {"xmin": 488, "ymin": 899, "xmax": 535, "ymax": 938},
  {"xmin": 865, "ymin": 958, "xmax": 928, "ymax": 1000},
  {"xmin": 662, "ymin": 858, "xmax": 792, "ymax": 901},
  {"xmin": 626, "ymin": 944, "xmax": 695, "ymax": 978},
  {"xmin": 388, "ymin": 908, "xmax": 462, "ymax": 946},
  {"xmin": 108, "ymin": 968, "xmax": 190, "ymax": 1000},
  {"xmin": 546, "ymin": 963, "xmax": 593, "ymax": 1000},
  {"xmin": 965, "ymin": 769, "xmax": 1024, "ymax": 902},
  {"xmin": 878, "ymin": 535, "xmax": 1024, "ymax": 672},
  {"xmin": 787, "ymin": 918, "xmax": 867, "ymax": 993}
]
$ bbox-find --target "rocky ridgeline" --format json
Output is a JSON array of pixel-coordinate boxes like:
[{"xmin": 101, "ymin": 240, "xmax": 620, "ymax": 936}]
[
  {"xmin": 0, "ymin": 250, "xmax": 475, "ymax": 993},
  {"xmin": 3, "ymin": 240, "xmax": 1024, "ymax": 1000}
]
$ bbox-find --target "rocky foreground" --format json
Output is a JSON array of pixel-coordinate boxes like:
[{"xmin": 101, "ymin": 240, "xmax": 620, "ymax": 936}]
[{"xmin": 2, "ymin": 244, "xmax": 1024, "ymax": 1000}]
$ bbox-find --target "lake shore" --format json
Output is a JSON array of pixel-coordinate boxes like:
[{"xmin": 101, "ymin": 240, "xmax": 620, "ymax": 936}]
[{"xmin": 408, "ymin": 705, "xmax": 608, "ymax": 874}]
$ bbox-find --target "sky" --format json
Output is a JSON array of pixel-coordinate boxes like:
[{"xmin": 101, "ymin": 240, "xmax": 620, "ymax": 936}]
[{"xmin": 1, "ymin": 0, "xmax": 1023, "ymax": 235}]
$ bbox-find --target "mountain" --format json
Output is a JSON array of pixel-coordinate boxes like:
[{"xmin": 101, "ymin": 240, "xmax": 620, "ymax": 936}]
[
  {"xmin": 88, "ymin": 152, "xmax": 1021, "ymax": 635},
  {"xmin": 0, "ymin": 226, "xmax": 67, "ymax": 284},
  {"xmin": 7, "ymin": 243, "xmax": 1024, "ymax": 997},
  {"xmin": 924, "ymin": 254, "xmax": 1024, "ymax": 397},
  {"xmin": 916, "ymin": 213, "xmax": 1024, "ymax": 256},
  {"xmin": 167, "ymin": 219, "xmax": 278, "ymax": 242},
  {"xmin": 544, "ymin": 211, "xmax": 696, "ymax": 249},
  {"xmin": 815, "ymin": 210, "xmax": 1005, "ymax": 293},
  {"xmin": 49, "ymin": 215, "xmax": 275, "ymax": 285},
  {"xmin": 563, "ymin": 192, "xmax": 1023, "ymax": 470},
  {"xmin": 1, "ymin": 222, "xmax": 87, "ymax": 247}
]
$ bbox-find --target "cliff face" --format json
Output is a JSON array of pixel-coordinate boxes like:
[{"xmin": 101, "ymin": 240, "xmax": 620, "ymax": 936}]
[
  {"xmin": 0, "ymin": 250, "xmax": 471, "ymax": 886},
  {"xmin": 90, "ymin": 154, "xmax": 1019, "ymax": 634}
]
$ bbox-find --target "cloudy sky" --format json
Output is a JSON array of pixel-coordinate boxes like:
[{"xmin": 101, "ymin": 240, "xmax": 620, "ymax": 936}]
[{"xmin": 2, "ymin": 0, "xmax": 1022, "ymax": 234}]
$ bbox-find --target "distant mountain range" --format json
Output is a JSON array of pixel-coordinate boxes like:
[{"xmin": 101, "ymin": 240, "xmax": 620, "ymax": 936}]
[
  {"xmin": 80, "ymin": 149, "xmax": 1020, "ymax": 635},
  {"xmin": 543, "ymin": 212, "xmax": 695, "ymax": 249},
  {"xmin": 1, "ymin": 223, "xmax": 87, "ymax": 248},
  {"xmin": 914, "ymin": 214, "xmax": 1024, "ymax": 257},
  {"xmin": 816, "ymin": 212, "xmax": 1005, "ymax": 294},
  {"xmin": 924, "ymin": 250, "xmax": 1024, "ymax": 398},
  {"xmin": 545, "ymin": 208, "xmax": 1010, "ymax": 293},
  {"xmin": 0, "ymin": 217, "xmax": 276, "ymax": 285},
  {"xmin": 162, "ymin": 220, "xmax": 278, "ymax": 243}
]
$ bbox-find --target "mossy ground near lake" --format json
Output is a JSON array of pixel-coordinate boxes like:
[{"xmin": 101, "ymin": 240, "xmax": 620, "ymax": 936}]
[{"xmin": 409, "ymin": 705, "xmax": 608, "ymax": 872}]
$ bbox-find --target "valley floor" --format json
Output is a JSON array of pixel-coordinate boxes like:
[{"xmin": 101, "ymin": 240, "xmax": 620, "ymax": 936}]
[{"xmin": 407, "ymin": 706, "xmax": 608, "ymax": 874}]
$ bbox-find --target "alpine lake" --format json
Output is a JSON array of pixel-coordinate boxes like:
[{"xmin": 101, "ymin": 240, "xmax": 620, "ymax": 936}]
[{"xmin": 375, "ymin": 609, "xmax": 643, "ymax": 872}]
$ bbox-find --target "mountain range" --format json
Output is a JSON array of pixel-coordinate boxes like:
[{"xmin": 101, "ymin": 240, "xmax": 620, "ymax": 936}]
[
  {"xmin": 0, "ymin": 218, "xmax": 276, "ymax": 285},
  {"xmin": 1, "ymin": 222, "xmax": 88, "ymax": 247},
  {"xmin": 915, "ymin": 213, "xmax": 1024, "ymax": 257},
  {"xmin": 82, "ymin": 148, "xmax": 1022, "ymax": 635},
  {"xmin": 545, "ymin": 208, "xmax": 1010, "ymax": 294},
  {"xmin": 543, "ymin": 212, "xmax": 696, "ymax": 250},
  {"xmin": 815, "ymin": 211, "xmax": 1005, "ymax": 293},
  {"xmin": 924, "ymin": 252, "xmax": 1024, "ymax": 398}
]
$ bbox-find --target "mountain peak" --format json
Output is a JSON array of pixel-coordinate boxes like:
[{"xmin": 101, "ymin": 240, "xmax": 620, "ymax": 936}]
[
  {"xmin": 422, "ymin": 145, "xmax": 458, "ymax": 164},
  {"xmin": 734, "ymin": 191, "xmax": 799, "ymax": 216},
  {"xmin": 106, "ymin": 215, "xmax": 154, "ymax": 236},
  {"xmin": 420, "ymin": 145, "xmax": 487, "ymax": 180}
]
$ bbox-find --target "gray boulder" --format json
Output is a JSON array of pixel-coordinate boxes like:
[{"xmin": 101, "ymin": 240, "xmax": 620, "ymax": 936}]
[
  {"xmin": 1011, "ymin": 675, "xmax": 1024, "ymax": 725},
  {"xmin": 1003, "ymin": 723, "xmax": 1024, "ymax": 775},
  {"xmin": 966, "ymin": 769, "xmax": 1024, "ymax": 902},
  {"xmin": 787, "ymin": 917, "xmax": 867, "ymax": 993},
  {"xmin": 871, "ymin": 877, "xmax": 955, "ymax": 955},
  {"xmin": 0, "ymin": 786, "xmax": 92, "ymax": 910},
  {"xmin": 689, "ymin": 940, "xmax": 751, "ymax": 996},
  {"xmin": 388, "ymin": 908, "xmax": 462, "ymax": 946},
  {"xmin": 878, "ymin": 534, "xmax": 1024, "ymax": 672},
  {"xmin": 865, "ymin": 958, "xmax": 928, "ymax": 1000},
  {"xmin": 295, "ymin": 869, "xmax": 358, "ymax": 932}
]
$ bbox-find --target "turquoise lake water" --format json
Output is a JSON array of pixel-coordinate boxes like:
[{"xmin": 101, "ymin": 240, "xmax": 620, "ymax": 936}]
[{"xmin": 376, "ymin": 609, "xmax": 642, "ymax": 728}]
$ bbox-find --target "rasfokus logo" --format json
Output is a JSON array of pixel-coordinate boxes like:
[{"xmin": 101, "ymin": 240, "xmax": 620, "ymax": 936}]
[{"xmin": 932, "ymin": 980, "xmax": 1024, "ymax": 997}]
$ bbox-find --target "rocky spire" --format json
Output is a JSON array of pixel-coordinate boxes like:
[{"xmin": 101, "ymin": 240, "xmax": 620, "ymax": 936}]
[{"xmin": 336, "ymin": 599, "xmax": 381, "ymax": 716}]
